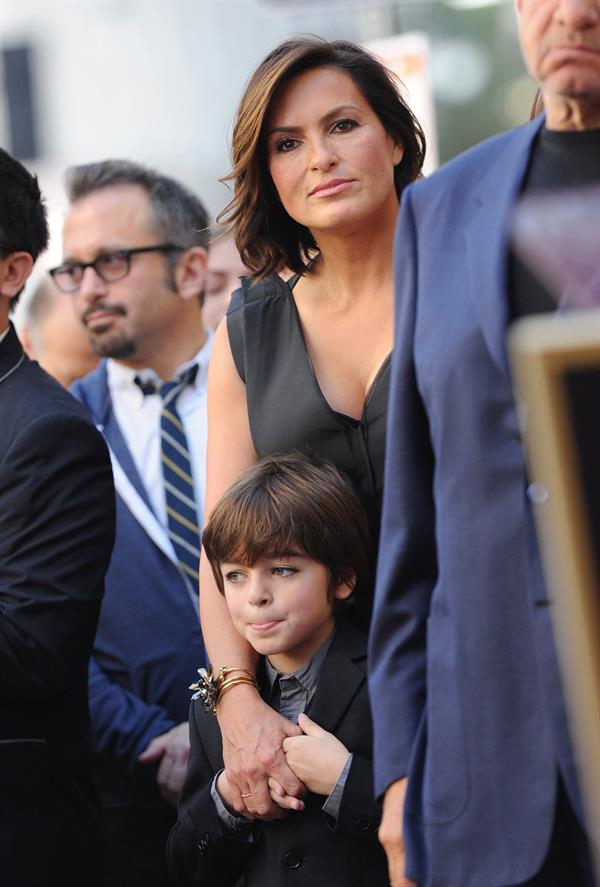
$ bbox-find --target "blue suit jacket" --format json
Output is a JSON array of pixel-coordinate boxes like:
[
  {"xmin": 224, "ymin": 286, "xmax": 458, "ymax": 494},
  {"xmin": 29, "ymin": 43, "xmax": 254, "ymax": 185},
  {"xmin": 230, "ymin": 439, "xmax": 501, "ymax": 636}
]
[
  {"xmin": 72, "ymin": 361, "xmax": 206, "ymax": 810},
  {"xmin": 369, "ymin": 117, "xmax": 584, "ymax": 887}
]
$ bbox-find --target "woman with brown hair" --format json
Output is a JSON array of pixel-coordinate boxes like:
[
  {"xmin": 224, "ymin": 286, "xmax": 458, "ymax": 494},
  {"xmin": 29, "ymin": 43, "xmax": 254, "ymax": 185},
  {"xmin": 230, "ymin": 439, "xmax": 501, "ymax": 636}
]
[{"xmin": 200, "ymin": 35, "xmax": 425, "ymax": 822}]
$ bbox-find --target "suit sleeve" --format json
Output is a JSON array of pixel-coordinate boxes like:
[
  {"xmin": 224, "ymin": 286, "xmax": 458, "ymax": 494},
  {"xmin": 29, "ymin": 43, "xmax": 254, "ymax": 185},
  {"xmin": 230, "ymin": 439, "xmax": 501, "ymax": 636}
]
[
  {"xmin": 88, "ymin": 656, "xmax": 178, "ymax": 766},
  {"xmin": 368, "ymin": 187, "xmax": 438, "ymax": 798},
  {"xmin": 167, "ymin": 702, "xmax": 255, "ymax": 887},
  {"xmin": 0, "ymin": 412, "xmax": 115, "ymax": 698},
  {"xmin": 328, "ymin": 752, "xmax": 381, "ymax": 839}
]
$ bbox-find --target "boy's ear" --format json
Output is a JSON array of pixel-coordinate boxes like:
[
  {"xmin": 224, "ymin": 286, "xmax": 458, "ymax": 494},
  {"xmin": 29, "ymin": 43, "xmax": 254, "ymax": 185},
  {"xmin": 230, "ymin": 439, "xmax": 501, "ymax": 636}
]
[{"xmin": 334, "ymin": 575, "xmax": 356, "ymax": 601}]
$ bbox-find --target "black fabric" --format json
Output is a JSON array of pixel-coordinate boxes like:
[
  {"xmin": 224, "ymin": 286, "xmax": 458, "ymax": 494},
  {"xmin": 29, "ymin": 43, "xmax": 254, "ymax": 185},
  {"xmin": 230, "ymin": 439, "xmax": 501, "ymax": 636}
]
[
  {"xmin": 509, "ymin": 126, "xmax": 600, "ymax": 320},
  {"xmin": 0, "ymin": 325, "xmax": 116, "ymax": 887},
  {"xmin": 103, "ymin": 806, "xmax": 178, "ymax": 887},
  {"xmin": 506, "ymin": 779, "xmax": 596, "ymax": 887},
  {"xmin": 167, "ymin": 625, "xmax": 388, "ymax": 887},
  {"xmin": 226, "ymin": 274, "xmax": 389, "ymax": 629}
]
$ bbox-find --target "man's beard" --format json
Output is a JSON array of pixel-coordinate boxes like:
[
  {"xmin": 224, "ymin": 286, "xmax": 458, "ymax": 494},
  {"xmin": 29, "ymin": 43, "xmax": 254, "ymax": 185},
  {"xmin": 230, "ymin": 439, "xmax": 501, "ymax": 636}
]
[{"xmin": 89, "ymin": 330, "xmax": 137, "ymax": 360}]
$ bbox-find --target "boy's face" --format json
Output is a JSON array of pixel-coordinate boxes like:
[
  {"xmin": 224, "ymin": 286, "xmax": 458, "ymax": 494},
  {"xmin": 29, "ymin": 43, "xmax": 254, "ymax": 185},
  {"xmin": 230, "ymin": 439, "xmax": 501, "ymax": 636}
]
[{"xmin": 221, "ymin": 551, "xmax": 353, "ymax": 673}]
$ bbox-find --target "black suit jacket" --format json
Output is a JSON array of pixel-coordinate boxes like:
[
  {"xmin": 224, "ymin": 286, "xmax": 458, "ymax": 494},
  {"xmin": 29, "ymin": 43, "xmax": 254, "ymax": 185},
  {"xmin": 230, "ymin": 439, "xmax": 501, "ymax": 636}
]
[
  {"xmin": 167, "ymin": 624, "xmax": 388, "ymax": 887},
  {"xmin": 0, "ymin": 326, "xmax": 116, "ymax": 887}
]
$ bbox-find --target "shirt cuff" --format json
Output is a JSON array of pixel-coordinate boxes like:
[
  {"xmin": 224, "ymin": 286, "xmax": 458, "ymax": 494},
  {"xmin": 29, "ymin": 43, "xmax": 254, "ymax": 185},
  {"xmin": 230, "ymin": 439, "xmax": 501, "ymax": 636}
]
[
  {"xmin": 322, "ymin": 753, "xmax": 353, "ymax": 821},
  {"xmin": 210, "ymin": 771, "xmax": 254, "ymax": 840}
]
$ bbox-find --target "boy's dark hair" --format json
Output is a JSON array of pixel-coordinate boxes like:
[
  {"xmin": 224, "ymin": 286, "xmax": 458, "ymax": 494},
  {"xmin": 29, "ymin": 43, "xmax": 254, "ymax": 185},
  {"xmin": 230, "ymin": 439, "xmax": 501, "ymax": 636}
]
[
  {"xmin": 0, "ymin": 148, "xmax": 49, "ymax": 306},
  {"xmin": 202, "ymin": 453, "xmax": 369, "ymax": 604}
]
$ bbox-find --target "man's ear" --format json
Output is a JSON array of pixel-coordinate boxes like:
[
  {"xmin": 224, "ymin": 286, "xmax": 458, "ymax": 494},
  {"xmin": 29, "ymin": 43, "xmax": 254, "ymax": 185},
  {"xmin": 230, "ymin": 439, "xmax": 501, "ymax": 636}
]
[
  {"xmin": 334, "ymin": 574, "xmax": 356, "ymax": 601},
  {"xmin": 174, "ymin": 247, "xmax": 208, "ymax": 303},
  {"xmin": 0, "ymin": 251, "xmax": 34, "ymax": 299}
]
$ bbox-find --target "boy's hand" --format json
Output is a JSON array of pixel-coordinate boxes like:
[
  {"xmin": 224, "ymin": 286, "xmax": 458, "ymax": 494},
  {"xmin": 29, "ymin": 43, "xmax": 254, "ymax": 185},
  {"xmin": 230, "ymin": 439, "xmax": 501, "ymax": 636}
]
[
  {"xmin": 282, "ymin": 713, "xmax": 350, "ymax": 796},
  {"xmin": 267, "ymin": 777, "xmax": 306, "ymax": 812}
]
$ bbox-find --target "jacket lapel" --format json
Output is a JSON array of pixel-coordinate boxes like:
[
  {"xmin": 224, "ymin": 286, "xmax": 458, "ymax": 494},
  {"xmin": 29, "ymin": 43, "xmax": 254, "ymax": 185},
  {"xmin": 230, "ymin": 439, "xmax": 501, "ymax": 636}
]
[
  {"xmin": 464, "ymin": 116, "xmax": 544, "ymax": 376},
  {"xmin": 308, "ymin": 625, "xmax": 367, "ymax": 734},
  {"xmin": 76, "ymin": 362, "xmax": 178, "ymax": 567}
]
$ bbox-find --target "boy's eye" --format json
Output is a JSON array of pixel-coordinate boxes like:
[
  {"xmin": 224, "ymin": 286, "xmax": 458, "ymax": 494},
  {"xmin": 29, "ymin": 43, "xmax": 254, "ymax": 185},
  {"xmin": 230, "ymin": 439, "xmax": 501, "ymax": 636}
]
[
  {"xmin": 225, "ymin": 570, "xmax": 245, "ymax": 583},
  {"xmin": 272, "ymin": 566, "xmax": 298, "ymax": 577}
]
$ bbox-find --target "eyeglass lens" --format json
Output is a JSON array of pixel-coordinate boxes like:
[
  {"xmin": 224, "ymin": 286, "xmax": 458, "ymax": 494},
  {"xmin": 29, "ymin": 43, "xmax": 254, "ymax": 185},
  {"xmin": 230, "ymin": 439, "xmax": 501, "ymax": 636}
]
[{"xmin": 52, "ymin": 252, "xmax": 130, "ymax": 291}]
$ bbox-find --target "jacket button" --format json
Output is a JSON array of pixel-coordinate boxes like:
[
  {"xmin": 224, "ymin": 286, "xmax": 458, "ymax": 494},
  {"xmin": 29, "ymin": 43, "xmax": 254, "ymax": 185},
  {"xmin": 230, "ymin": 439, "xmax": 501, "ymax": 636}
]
[
  {"xmin": 356, "ymin": 815, "xmax": 371, "ymax": 831},
  {"xmin": 197, "ymin": 832, "xmax": 211, "ymax": 855},
  {"xmin": 284, "ymin": 850, "xmax": 302, "ymax": 869},
  {"xmin": 527, "ymin": 482, "xmax": 549, "ymax": 505}
]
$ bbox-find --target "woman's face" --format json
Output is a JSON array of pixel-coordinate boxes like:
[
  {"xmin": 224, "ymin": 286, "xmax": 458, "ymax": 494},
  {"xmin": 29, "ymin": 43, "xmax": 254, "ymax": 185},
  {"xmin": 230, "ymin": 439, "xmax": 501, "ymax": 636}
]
[{"xmin": 265, "ymin": 65, "xmax": 403, "ymax": 239}]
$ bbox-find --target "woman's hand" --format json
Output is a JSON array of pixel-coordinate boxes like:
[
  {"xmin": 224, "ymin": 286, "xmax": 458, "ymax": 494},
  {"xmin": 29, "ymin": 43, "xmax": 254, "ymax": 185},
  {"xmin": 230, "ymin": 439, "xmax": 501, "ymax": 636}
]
[
  {"xmin": 217, "ymin": 684, "xmax": 305, "ymax": 819},
  {"xmin": 378, "ymin": 778, "xmax": 418, "ymax": 887},
  {"xmin": 282, "ymin": 712, "xmax": 350, "ymax": 797}
]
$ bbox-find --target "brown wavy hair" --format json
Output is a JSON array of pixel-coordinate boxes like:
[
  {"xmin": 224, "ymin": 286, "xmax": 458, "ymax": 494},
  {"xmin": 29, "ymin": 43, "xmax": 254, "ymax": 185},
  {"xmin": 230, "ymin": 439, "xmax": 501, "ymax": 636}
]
[{"xmin": 217, "ymin": 36, "xmax": 426, "ymax": 279}]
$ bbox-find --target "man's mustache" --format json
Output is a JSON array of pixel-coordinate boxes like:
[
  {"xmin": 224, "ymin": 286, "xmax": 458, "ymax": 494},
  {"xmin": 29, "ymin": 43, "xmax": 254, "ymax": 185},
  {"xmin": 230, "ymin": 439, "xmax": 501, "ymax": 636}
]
[{"xmin": 81, "ymin": 303, "xmax": 127, "ymax": 324}]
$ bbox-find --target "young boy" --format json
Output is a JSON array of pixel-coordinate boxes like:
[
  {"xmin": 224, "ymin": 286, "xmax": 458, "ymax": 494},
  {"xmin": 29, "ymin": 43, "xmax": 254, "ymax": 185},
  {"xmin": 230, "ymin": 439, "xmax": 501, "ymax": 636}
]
[{"xmin": 167, "ymin": 453, "xmax": 388, "ymax": 887}]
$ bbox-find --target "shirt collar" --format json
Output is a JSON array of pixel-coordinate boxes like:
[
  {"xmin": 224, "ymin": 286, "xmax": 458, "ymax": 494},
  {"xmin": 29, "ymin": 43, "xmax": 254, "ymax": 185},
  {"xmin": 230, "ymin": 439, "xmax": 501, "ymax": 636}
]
[
  {"xmin": 107, "ymin": 327, "xmax": 214, "ymax": 398},
  {"xmin": 263, "ymin": 628, "xmax": 336, "ymax": 697}
]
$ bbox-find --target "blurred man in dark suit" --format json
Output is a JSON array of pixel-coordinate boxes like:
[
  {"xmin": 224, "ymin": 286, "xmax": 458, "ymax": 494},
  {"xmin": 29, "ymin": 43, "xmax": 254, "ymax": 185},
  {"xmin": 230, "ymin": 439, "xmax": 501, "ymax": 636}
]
[{"xmin": 0, "ymin": 148, "xmax": 115, "ymax": 887}]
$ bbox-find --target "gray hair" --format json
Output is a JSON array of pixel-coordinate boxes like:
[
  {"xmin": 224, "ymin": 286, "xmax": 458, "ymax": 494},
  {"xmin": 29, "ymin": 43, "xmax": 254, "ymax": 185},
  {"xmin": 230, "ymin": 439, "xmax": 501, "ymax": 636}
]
[{"xmin": 64, "ymin": 160, "xmax": 210, "ymax": 280}]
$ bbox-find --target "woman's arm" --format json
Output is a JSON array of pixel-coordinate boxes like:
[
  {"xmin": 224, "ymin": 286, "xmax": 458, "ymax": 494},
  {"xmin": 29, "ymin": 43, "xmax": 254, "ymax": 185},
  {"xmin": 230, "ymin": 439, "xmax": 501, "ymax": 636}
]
[{"xmin": 200, "ymin": 320, "xmax": 303, "ymax": 818}]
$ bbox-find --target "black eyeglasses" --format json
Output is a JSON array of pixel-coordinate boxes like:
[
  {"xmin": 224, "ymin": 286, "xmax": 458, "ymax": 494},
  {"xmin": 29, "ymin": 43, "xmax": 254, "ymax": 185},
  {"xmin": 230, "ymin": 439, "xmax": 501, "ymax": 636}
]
[{"xmin": 48, "ymin": 243, "xmax": 184, "ymax": 293}]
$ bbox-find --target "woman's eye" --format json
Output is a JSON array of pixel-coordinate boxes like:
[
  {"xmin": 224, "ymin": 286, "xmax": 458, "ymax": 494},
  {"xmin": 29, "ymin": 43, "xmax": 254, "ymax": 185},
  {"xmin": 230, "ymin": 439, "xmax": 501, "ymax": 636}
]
[
  {"xmin": 332, "ymin": 118, "xmax": 357, "ymax": 133},
  {"xmin": 275, "ymin": 137, "xmax": 299, "ymax": 153}
]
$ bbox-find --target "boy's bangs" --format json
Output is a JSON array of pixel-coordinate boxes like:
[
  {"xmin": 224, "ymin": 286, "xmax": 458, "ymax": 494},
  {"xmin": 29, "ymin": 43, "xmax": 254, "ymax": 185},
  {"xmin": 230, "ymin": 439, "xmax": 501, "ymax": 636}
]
[{"xmin": 212, "ymin": 499, "xmax": 301, "ymax": 567}]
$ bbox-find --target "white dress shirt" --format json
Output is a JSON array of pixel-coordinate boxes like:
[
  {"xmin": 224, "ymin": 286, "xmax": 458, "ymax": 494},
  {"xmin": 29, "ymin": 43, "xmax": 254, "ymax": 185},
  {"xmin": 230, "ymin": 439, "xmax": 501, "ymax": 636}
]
[{"xmin": 106, "ymin": 329, "xmax": 213, "ymax": 533}]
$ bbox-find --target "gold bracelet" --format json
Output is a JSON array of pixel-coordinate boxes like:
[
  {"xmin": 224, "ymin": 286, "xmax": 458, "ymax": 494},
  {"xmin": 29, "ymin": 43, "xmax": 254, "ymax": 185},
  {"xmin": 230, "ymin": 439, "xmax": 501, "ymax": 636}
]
[
  {"xmin": 219, "ymin": 666, "xmax": 255, "ymax": 681},
  {"xmin": 217, "ymin": 675, "xmax": 258, "ymax": 706},
  {"xmin": 189, "ymin": 666, "xmax": 258, "ymax": 714}
]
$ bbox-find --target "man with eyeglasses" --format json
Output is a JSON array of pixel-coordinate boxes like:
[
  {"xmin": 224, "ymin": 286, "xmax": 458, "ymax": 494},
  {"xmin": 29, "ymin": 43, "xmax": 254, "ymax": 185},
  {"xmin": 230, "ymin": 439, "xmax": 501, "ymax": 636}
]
[
  {"xmin": 52, "ymin": 159, "xmax": 211, "ymax": 887},
  {"xmin": 0, "ymin": 150, "xmax": 115, "ymax": 886}
]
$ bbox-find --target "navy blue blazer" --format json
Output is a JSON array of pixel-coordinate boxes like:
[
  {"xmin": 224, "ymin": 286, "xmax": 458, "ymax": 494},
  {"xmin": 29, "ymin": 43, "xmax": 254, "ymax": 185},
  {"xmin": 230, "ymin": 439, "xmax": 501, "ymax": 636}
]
[
  {"xmin": 72, "ymin": 361, "xmax": 206, "ymax": 809},
  {"xmin": 369, "ymin": 116, "xmax": 585, "ymax": 887}
]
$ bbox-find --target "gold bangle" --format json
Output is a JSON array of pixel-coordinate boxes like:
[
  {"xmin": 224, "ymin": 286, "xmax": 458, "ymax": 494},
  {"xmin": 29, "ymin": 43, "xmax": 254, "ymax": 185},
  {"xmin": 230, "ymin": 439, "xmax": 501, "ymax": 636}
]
[
  {"xmin": 219, "ymin": 666, "xmax": 255, "ymax": 681},
  {"xmin": 217, "ymin": 676, "xmax": 258, "ymax": 705},
  {"xmin": 189, "ymin": 666, "xmax": 258, "ymax": 714}
]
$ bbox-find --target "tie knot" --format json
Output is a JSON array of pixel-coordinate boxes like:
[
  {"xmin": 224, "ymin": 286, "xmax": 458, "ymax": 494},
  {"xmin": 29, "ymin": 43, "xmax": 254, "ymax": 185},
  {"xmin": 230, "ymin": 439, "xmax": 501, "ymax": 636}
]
[{"xmin": 135, "ymin": 364, "xmax": 198, "ymax": 400}]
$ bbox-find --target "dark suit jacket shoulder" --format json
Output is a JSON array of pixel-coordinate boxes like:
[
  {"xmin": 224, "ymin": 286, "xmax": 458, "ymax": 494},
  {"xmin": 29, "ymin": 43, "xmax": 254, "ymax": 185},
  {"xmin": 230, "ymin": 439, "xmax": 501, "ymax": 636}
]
[
  {"xmin": 0, "ymin": 326, "xmax": 115, "ymax": 887},
  {"xmin": 167, "ymin": 624, "xmax": 388, "ymax": 887}
]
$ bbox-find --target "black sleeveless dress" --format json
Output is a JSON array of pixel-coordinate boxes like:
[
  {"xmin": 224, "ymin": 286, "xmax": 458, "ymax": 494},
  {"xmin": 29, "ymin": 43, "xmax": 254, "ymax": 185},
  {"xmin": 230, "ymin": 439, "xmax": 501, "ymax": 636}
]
[{"xmin": 226, "ymin": 272, "xmax": 390, "ymax": 628}]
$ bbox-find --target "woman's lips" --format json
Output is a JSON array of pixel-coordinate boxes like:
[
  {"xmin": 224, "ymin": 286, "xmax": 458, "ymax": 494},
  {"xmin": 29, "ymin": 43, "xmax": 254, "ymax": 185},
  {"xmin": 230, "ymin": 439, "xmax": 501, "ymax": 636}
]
[{"xmin": 310, "ymin": 179, "xmax": 354, "ymax": 198}]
